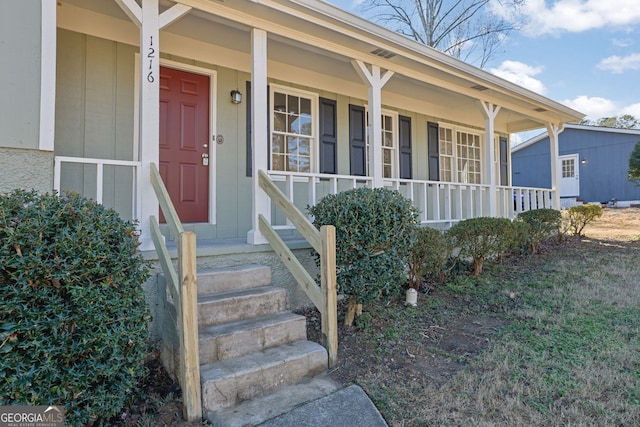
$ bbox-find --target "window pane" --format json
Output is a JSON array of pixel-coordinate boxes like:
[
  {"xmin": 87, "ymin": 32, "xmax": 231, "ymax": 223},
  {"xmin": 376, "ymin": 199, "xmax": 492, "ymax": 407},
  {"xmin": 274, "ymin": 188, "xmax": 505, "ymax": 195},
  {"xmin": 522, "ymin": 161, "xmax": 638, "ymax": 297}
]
[
  {"xmin": 272, "ymin": 134, "xmax": 284, "ymax": 153},
  {"xmin": 272, "ymin": 154, "xmax": 284, "ymax": 171},
  {"xmin": 288, "ymin": 95, "xmax": 299, "ymax": 115},
  {"xmin": 274, "ymin": 92, "xmax": 286, "ymax": 112},
  {"xmin": 300, "ymin": 98, "xmax": 311, "ymax": 115},
  {"xmin": 299, "ymin": 156, "xmax": 310, "ymax": 172},
  {"xmin": 288, "ymin": 115, "xmax": 299, "ymax": 134},
  {"xmin": 274, "ymin": 112, "xmax": 286, "ymax": 132},
  {"xmin": 383, "ymin": 164, "xmax": 391, "ymax": 178},
  {"xmin": 299, "ymin": 138, "xmax": 310, "ymax": 156},
  {"xmin": 384, "ymin": 115, "xmax": 392, "ymax": 130},
  {"xmin": 383, "ymin": 132, "xmax": 393, "ymax": 147},
  {"xmin": 383, "ymin": 149, "xmax": 391, "ymax": 163},
  {"xmin": 299, "ymin": 115, "xmax": 312, "ymax": 136},
  {"xmin": 287, "ymin": 136, "xmax": 299, "ymax": 155}
]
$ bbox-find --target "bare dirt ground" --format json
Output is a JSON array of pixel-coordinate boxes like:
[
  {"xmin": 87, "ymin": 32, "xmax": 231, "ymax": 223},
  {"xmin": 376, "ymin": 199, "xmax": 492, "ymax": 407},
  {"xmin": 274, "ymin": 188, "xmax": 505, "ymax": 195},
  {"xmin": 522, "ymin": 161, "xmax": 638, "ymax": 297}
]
[{"xmin": 113, "ymin": 207, "xmax": 638, "ymax": 426}]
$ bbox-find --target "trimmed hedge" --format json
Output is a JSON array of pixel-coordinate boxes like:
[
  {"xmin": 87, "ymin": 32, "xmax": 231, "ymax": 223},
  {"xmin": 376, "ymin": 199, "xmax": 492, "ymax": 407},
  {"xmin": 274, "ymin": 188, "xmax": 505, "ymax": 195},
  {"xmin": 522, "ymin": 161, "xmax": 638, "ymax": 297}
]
[
  {"xmin": 447, "ymin": 217, "xmax": 513, "ymax": 276},
  {"xmin": 566, "ymin": 204, "xmax": 603, "ymax": 237},
  {"xmin": 309, "ymin": 187, "xmax": 418, "ymax": 321},
  {"xmin": 517, "ymin": 208, "xmax": 562, "ymax": 253},
  {"xmin": 407, "ymin": 226, "xmax": 453, "ymax": 287},
  {"xmin": 0, "ymin": 191, "xmax": 150, "ymax": 426}
]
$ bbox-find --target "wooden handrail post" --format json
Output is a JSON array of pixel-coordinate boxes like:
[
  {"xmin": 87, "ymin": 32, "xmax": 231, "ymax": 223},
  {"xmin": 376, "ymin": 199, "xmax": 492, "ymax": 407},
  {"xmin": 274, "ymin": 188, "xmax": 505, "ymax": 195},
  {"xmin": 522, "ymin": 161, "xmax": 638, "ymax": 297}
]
[
  {"xmin": 320, "ymin": 225, "xmax": 338, "ymax": 368},
  {"xmin": 179, "ymin": 231, "xmax": 202, "ymax": 421}
]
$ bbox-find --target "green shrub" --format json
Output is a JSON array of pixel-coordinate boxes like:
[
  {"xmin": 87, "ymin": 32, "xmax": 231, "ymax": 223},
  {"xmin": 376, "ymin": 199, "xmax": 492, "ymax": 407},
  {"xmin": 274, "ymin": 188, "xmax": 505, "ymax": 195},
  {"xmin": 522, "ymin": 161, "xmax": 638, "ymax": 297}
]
[
  {"xmin": 0, "ymin": 190, "xmax": 150, "ymax": 426},
  {"xmin": 506, "ymin": 220, "xmax": 532, "ymax": 255},
  {"xmin": 407, "ymin": 226, "xmax": 453, "ymax": 287},
  {"xmin": 447, "ymin": 217, "xmax": 513, "ymax": 276},
  {"xmin": 308, "ymin": 187, "xmax": 418, "ymax": 324},
  {"xmin": 566, "ymin": 204, "xmax": 603, "ymax": 237},
  {"xmin": 517, "ymin": 208, "xmax": 562, "ymax": 253}
]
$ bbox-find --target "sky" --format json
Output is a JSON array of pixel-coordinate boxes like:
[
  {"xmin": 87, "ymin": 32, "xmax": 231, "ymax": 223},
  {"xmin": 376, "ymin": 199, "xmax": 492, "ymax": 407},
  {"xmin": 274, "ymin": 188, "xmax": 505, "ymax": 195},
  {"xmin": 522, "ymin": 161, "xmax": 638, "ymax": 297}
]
[{"xmin": 325, "ymin": 0, "xmax": 640, "ymax": 142}]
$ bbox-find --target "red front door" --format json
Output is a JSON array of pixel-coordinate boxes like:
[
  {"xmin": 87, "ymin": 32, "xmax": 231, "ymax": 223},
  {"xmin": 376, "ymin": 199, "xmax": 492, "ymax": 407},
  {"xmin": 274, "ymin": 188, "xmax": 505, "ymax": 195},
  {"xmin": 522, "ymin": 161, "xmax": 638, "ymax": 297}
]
[{"xmin": 159, "ymin": 66, "xmax": 210, "ymax": 223}]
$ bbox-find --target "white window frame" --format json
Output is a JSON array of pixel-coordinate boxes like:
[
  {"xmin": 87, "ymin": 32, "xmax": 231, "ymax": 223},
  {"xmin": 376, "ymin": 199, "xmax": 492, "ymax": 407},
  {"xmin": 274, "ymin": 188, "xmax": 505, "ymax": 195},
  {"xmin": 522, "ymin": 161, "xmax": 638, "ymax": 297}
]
[
  {"xmin": 269, "ymin": 85, "xmax": 319, "ymax": 174},
  {"xmin": 439, "ymin": 123, "xmax": 484, "ymax": 184},
  {"xmin": 366, "ymin": 108, "xmax": 399, "ymax": 178}
]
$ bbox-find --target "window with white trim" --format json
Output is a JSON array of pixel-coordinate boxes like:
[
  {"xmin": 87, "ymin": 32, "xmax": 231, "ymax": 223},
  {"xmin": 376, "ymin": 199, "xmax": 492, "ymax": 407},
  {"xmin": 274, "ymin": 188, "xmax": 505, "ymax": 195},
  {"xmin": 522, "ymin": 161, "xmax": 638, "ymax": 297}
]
[
  {"xmin": 439, "ymin": 127, "xmax": 454, "ymax": 182},
  {"xmin": 562, "ymin": 158, "xmax": 575, "ymax": 178},
  {"xmin": 456, "ymin": 131, "xmax": 481, "ymax": 184},
  {"xmin": 366, "ymin": 111, "xmax": 398, "ymax": 178},
  {"xmin": 271, "ymin": 87, "xmax": 317, "ymax": 172},
  {"xmin": 439, "ymin": 125, "xmax": 482, "ymax": 184}
]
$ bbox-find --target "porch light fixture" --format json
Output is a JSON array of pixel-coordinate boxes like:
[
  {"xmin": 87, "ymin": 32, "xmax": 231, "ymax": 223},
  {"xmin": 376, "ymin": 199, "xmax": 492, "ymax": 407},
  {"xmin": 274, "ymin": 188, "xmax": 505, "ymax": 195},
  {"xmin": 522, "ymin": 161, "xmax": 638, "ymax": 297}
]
[
  {"xmin": 581, "ymin": 158, "xmax": 587, "ymax": 164},
  {"xmin": 230, "ymin": 89, "xmax": 242, "ymax": 104}
]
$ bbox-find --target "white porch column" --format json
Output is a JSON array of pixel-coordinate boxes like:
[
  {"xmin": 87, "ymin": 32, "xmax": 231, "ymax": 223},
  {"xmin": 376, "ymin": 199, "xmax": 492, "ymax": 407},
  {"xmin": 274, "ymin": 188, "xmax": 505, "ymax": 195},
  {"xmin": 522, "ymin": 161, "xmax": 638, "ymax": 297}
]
[
  {"xmin": 352, "ymin": 61, "xmax": 394, "ymax": 188},
  {"xmin": 247, "ymin": 29, "xmax": 271, "ymax": 245},
  {"xmin": 138, "ymin": 0, "xmax": 160, "ymax": 251},
  {"xmin": 546, "ymin": 123, "xmax": 564, "ymax": 209},
  {"xmin": 116, "ymin": 0, "xmax": 191, "ymax": 250},
  {"xmin": 480, "ymin": 101, "xmax": 501, "ymax": 217}
]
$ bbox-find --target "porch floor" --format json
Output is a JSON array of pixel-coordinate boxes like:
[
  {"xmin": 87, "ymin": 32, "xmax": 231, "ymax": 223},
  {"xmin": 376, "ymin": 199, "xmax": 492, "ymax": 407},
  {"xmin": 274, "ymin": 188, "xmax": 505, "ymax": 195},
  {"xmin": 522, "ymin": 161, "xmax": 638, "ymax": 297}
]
[{"xmin": 142, "ymin": 235, "xmax": 310, "ymax": 261}]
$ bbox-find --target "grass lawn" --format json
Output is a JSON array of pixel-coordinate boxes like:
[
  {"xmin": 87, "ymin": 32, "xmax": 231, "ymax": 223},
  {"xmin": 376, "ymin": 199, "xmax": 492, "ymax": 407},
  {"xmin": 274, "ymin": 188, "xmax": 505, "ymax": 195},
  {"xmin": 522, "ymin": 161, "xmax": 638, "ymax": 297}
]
[
  {"xmin": 321, "ymin": 208, "xmax": 640, "ymax": 426},
  {"xmin": 122, "ymin": 208, "xmax": 640, "ymax": 426}
]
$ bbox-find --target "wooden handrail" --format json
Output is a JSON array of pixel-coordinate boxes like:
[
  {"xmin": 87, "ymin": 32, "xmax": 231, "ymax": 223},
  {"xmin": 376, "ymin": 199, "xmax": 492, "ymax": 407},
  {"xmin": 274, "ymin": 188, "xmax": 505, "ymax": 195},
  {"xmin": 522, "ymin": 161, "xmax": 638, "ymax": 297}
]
[
  {"xmin": 258, "ymin": 170, "xmax": 338, "ymax": 367},
  {"xmin": 149, "ymin": 163, "xmax": 201, "ymax": 421}
]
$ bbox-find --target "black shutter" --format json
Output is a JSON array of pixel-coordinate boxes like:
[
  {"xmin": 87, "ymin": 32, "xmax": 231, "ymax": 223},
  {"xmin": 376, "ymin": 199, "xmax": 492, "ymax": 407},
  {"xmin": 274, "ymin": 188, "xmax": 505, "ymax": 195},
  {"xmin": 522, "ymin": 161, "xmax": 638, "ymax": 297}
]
[
  {"xmin": 319, "ymin": 98, "xmax": 337, "ymax": 174},
  {"xmin": 399, "ymin": 115, "xmax": 412, "ymax": 179},
  {"xmin": 349, "ymin": 104, "xmax": 366, "ymax": 176},
  {"xmin": 499, "ymin": 136, "xmax": 509, "ymax": 186},
  {"xmin": 245, "ymin": 82, "xmax": 270, "ymax": 176},
  {"xmin": 245, "ymin": 81, "xmax": 252, "ymax": 177},
  {"xmin": 427, "ymin": 121, "xmax": 440, "ymax": 181}
]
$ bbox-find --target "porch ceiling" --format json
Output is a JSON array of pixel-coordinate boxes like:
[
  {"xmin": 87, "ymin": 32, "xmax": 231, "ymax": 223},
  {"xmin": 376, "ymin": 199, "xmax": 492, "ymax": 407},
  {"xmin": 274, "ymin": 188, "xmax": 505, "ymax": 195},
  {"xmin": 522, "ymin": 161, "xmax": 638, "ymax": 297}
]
[{"xmin": 60, "ymin": 0, "xmax": 583, "ymax": 133}]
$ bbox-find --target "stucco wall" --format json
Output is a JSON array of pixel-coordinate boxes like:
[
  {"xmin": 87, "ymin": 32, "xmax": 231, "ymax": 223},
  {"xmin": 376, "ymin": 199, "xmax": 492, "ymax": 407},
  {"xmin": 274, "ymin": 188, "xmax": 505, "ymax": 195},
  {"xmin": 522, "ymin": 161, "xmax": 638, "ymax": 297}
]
[{"xmin": 0, "ymin": 148, "xmax": 53, "ymax": 194}]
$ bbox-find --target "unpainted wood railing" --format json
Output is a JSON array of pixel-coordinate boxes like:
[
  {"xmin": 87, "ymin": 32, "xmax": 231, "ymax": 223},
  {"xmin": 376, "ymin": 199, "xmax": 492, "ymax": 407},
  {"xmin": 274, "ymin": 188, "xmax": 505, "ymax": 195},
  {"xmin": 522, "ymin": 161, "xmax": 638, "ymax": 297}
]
[
  {"xmin": 258, "ymin": 170, "xmax": 338, "ymax": 367},
  {"xmin": 149, "ymin": 163, "xmax": 201, "ymax": 421}
]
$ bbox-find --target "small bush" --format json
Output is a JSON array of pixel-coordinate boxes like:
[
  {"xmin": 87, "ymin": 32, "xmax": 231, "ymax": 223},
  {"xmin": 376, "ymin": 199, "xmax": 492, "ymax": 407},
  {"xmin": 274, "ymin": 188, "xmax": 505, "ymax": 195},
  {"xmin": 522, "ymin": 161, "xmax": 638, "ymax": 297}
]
[
  {"xmin": 566, "ymin": 204, "xmax": 603, "ymax": 237},
  {"xmin": 447, "ymin": 217, "xmax": 513, "ymax": 276},
  {"xmin": 517, "ymin": 208, "xmax": 562, "ymax": 253},
  {"xmin": 407, "ymin": 226, "xmax": 453, "ymax": 288},
  {"xmin": 506, "ymin": 220, "xmax": 532, "ymax": 255},
  {"xmin": 309, "ymin": 187, "xmax": 418, "ymax": 325},
  {"xmin": 0, "ymin": 190, "xmax": 150, "ymax": 426}
]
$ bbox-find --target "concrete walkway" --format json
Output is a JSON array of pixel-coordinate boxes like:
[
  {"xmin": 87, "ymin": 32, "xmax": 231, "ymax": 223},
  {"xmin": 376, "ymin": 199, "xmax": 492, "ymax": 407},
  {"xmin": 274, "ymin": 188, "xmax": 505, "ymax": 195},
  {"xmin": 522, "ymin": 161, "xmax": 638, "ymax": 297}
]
[
  {"xmin": 258, "ymin": 384, "xmax": 388, "ymax": 427},
  {"xmin": 207, "ymin": 375, "xmax": 388, "ymax": 427}
]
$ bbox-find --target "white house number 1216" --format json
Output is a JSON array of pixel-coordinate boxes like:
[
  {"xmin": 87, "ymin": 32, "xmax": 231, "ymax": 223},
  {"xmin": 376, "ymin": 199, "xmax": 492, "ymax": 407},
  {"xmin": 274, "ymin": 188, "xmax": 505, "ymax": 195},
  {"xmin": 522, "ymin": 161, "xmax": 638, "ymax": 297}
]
[{"xmin": 147, "ymin": 36, "xmax": 155, "ymax": 83}]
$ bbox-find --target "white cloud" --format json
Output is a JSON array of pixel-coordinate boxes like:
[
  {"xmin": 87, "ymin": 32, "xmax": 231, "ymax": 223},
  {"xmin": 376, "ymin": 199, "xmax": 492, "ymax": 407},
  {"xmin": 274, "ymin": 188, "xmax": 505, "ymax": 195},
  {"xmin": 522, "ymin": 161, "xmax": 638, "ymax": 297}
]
[
  {"xmin": 562, "ymin": 97, "xmax": 640, "ymax": 120},
  {"xmin": 490, "ymin": 60, "xmax": 547, "ymax": 94},
  {"xmin": 621, "ymin": 103, "xmax": 640, "ymax": 118},
  {"xmin": 597, "ymin": 53, "xmax": 640, "ymax": 73},
  {"xmin": 562, "ymin": 96, "xmax": 618, "ymax": 119},
  {"xmin": 493, "ymin": 0, "xmax": 640, "ymax": 36},
  {"xmin": 612, "ymin": 38, "xmax": 634, "ymax": 48}
]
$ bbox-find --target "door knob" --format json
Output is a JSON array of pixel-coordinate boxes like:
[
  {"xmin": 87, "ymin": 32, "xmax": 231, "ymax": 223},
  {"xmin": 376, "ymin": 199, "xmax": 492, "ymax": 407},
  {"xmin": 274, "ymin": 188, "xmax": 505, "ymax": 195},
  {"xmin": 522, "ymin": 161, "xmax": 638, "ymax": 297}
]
[{"xmin": 203, "ymin": 144, "xmax": 208, "ymax": 148}]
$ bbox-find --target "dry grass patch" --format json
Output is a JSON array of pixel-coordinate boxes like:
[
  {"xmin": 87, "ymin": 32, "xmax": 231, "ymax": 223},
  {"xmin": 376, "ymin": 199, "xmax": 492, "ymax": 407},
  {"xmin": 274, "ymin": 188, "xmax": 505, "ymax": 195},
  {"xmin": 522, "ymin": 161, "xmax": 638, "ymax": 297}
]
[{"xmin": 312, "ymin": 208, "xmax": 640, "ymax": 426}]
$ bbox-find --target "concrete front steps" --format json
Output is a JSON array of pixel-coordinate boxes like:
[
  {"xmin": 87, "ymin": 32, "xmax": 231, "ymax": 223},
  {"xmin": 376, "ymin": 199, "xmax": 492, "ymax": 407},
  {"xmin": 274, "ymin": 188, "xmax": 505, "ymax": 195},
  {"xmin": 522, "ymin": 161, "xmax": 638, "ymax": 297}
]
[{"xmin": 160, "ymin": 264, "xmax": 331, "ymax": 426}]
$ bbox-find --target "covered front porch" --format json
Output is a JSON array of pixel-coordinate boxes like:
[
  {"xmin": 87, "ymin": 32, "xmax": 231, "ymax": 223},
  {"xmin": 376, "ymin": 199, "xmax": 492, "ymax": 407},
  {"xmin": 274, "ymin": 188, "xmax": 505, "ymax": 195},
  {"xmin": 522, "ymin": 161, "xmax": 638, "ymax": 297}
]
[{"xmin": 51, "ymin": 0, "xmax": 581, "ymax": 250}]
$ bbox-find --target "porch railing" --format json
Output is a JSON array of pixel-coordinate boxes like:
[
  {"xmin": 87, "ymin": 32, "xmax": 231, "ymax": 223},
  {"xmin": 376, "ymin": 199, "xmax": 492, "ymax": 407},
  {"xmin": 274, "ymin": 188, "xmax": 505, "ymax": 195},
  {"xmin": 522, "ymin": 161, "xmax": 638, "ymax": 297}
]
[
  {"xmin": 266, "ymin": 170, "xmax": 555, "ymax": 228},
  {"xmin": 53, "ymin": 156, "xmax": 141, "ymax": 220},
  {"xmin": 149, "ymin": 163, "xmax": 201, "ymax": 422},
  {"xmin": 258, "ymin": 170, "xmax": 338, "ymax": 368}
]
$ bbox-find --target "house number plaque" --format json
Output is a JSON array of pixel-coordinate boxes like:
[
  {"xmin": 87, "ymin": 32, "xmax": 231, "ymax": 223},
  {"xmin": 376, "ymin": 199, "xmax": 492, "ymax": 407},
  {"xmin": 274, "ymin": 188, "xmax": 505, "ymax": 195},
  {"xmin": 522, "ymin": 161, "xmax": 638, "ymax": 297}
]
[{"xmin": 146, "ymin": 36, "xmax": 155, "ymax": 83}]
